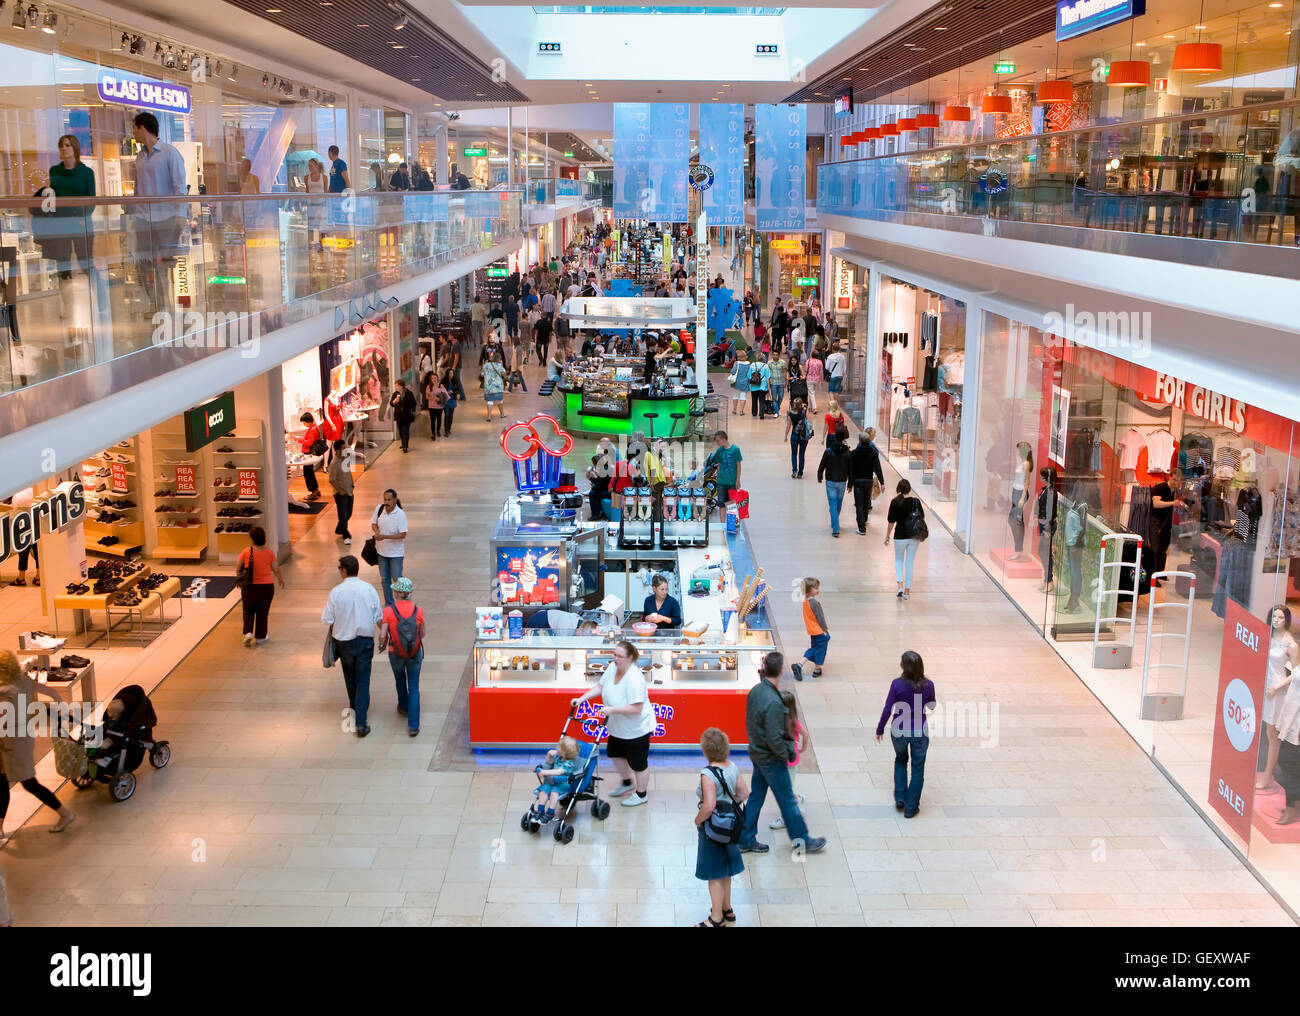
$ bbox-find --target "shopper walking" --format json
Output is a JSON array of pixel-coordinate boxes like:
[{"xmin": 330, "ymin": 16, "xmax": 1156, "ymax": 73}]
[
  {"xmin": 470, "ymin": 296, "xmax": 486, "ymax": 347},
  {"xmin": 298, "ymin": 412, "xmax": 324, "ymax": 500},
  {"xmin": 328, "ymin": 440, "xmax": 355, "ymax": 545},
  {"xmin": 768, "ymin": 351, "xmax": 787, "ymax": 416},
  {"xmin": 236, "ymin": 526, "xmax": 284, "ymax": 647},
  {"xmin": 41, "ymin": 134, "xmax": 96, "ymax": 280},
  {"xmin": 571, "ymin": 640, "xmax": 655, "ymax": 806},
  {"xmin": 785, "ymin": 397, "xmax": 813, "ymax": 479},
  {"xmin": 371, "ymin": 488, "xmax": 408, "ymax": 609},
  {"xmin": 768, "ymin": 692, "xmax": 807, "ymax": 830},
  {"xmin": 694, "ymin": 726, "xmax": 749, "ymax": 927},
  {"xmin": 792, "ymin": 577, "xmax": 831, "ymax": 681},
  {"xmin": 482, "ymin": 356, "xmax": 507, "ymax": 420},
  {"xmin": 875, "ymin": 651, "xmax": 936, "ymax": 818},
  {"xmin": 728, "ymin": 355, "xmax": 751, "ymax": 416},
  {"xmin": 850, "ymin": 429, "xmax": 885, "ymax": 535},
  {"xmin": 738, "ymin": 651, "xmax": 826, "ymax": 854},
  {"xmin": 705, "ymin": 431, "xmax": 743, "ymax": 520},
  {"xmin": 748, "ymin": 352, "xmax": 771, "ymax": 419},
  {"xmin": 816, "ymin": 424, "xmax": 852, "ymax": 537},
  {"xmin": 885, "ymin": 479, "xmax": 926, "ymax": 600},
  {"xmin": 0, "ymin": 650, "xmax": 77, "ymax": 839},
  {"xmin": 804, "ymin": 350, "xmax": 822, "ymax": 412},
  {"xmin": 441, "ymin": 370, "xmax": 459, "ymax": 435},
  {"xmin": 825, "ymin": 342, "xmax": 846, "ymax": 395},
  {"xmin": 533, "ymin": 311, "xmax": 553, "ymax": 367},
  {"xmin": 423, "ymin": 372, "xmax": 447, "ymax": 441},
  {"xmin": 377, "ymin": 576, "xmax": 425, "ymax": 737},
  {"xmin": 823, "ymin": 398, "xmax": 847, "ymax": 447},
  {"xmin": 389, "ymin": 378, "xmax": 417, "ymax": 453},
  {"xmin": 321, "ymin": 556, "xmax": 384, "ymax": 738}
]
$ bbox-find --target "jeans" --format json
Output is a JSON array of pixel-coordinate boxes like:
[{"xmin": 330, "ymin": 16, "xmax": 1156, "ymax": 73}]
[
  {"xmin": 770, "ymin": 383, "xmax": 783, "ymax": 413},
  {"xmin": 1008, "ymin": 490, "xmax": 1025, "ymax": 551},
  {"xmin": 1067, "ymin": 545, "xmax": 1084, "ymax": 606},
  {"xmin": 790, "ymin": 438, "xmax": 808, "ymax": 475},
  {"xmin": 828, "ymin": 376, "xmax": 843, "ymax": 394},
  {"xmin": 894, "ymin": 538, "xmax": 919, "ymax": 586},
  {"xmin": 891, "ymin": 732, "xmax": 929, "ymax": 816},
  {"xmin": 240, "ymin": 583, "xmax": 275, "ymax": 639},
  {"xmin": 389, "ymin": 649, "xmax": 423, "ymax": 732},
  {"xmin": 336, "ymin": 636, "xmax": 374, "ymax": 731},
  {"xmin": 825, "ymin": 480, "xmax": 846, "ymax": 534},
  {"xmin": 396, "ymin": 420, "xmax": 412, "ymax": 450},
  {"xmin": 443, "ymin": 404, "xmax": 456, "ymax": 435},
  {"xmin": 750, "ymin": 390, "xmax": 766, "ymax": 418},
  {"xmin": 334, "ymin": 493, "xmax": 354, "ymax": 539},
  {"xmin": 740, "ymin": 756, "xmax": 809, "ymax": 846},
  {"xmin": 377, "ymin": 555, "xmax": 404, "ymax": 608},
  {"xmin": 428, "ymin": 407, "xmax": 442, "ymax": 438},
  {"xmin": 852, "ymin": 480, "xmax": 873, "ymax": 532}
]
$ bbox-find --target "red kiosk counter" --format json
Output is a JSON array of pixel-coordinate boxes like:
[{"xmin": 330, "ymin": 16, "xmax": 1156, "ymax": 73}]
[{"xmin": 468, "ymin": 630, "xmax": 773, "ymax": 749}]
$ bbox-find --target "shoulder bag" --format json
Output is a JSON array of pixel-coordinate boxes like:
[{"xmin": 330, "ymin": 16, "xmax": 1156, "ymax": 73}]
[
  {"xmin": 234, "ymin": 549, "xmax": 253, "ymax": 588},
  {"xmin": 322, "ymin": 624, "xmax": 338, "ymax": 668},
  {"xmin": 361, "ymin": 507, "xmax": 381, "ymax": 566},
  {"xmin": 907, "ymin": 497, "xmax": 929, "ymax": 542},
  {"xmin": 703, "ymin": 766, "xmax": 746, "ymax": 845}
]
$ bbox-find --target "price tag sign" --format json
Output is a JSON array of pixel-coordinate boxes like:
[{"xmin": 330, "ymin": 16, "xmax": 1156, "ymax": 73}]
[
  {"xmin": 109, "ymin": 462, "xmax": 128, "ymax": 494},
  {"xmin": 237, "ymin": 469, "xmax": 259, "ymax": 499},
  {"xmin": 175, "ymin": 464, "xmax": 196, "ymax": 495}
]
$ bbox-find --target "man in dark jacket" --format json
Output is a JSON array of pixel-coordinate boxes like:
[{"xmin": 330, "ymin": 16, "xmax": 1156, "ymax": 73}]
[
  {"xmin": 816, "ymin": 425, "xmax": 853, "ymax": 537},
  {"xmin": 389, "ymin": 379, "xmax": 417, "ymax": 452},
  {"xmin": 850, "ymin": 430, "xmax": 886, "ymax": 535},
  {"xmin": 738, "ymin": 651, "xmax": 827, "ymax": 855}
]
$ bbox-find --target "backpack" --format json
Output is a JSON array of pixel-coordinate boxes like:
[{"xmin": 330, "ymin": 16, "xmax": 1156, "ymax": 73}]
[
  {"xmin": 905, "ymin": 497, "xmax": 929, "ymax": 542},
  {"xmin": 389, "ymin": 600, "xmax": 422, "ymax": 659},
  {"xmin": 796, "ymin": 415, "xmax": 813, "ymax": 441},
  {"xmin": 703, "ymin": 766, "xmax": 746, "ymax": 844}
]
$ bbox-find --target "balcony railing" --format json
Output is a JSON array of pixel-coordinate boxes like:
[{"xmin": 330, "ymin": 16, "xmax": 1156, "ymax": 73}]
[
  {"xmin": 525, "ymin": 178, "xmax": 602, "ymax": 205},
  {"xmin": 0, "ymin": 189, "xmax": 524, "ymax": 396},
  {"xmin": 817, "ymin": 100, "xmax": 1300, "ymax": 268}
]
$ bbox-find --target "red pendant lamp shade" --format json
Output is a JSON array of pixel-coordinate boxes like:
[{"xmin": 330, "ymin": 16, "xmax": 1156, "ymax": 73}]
[
  {"xmin": 1037, "ymin": 79, "xmax": 1073, "ymax": 103},
  {"xmin": 943, "ymin": 104, "xmax": 971, "ymax": 122},
  {"xmin": 880, "ymin": 121, "xmax": 899, "ymax": 136},
  {"xmin": 1171, "ymin": 42, "xmax": 1223, "ymax": 72},
  {"xmin": 981, "ymin": 93, "xmax": 1012, "ymax": 115},
  {"xmin": 839, "ymin": 136, "xmax": 854, "ymax": 147},
  {"xmin": 915, "ymin": 112, "xmax": 940, "ymax": 128},
  {"xmin": 1108, "ymin": 60, "xmax": 1151, "ymax": 87},
  {"xmin": 897, "ymin": 117, "xmax": 918, "ymax": 133},
  {"xmin": 863, "ymin": 127, "xmax": 881, "ymax": 140}
]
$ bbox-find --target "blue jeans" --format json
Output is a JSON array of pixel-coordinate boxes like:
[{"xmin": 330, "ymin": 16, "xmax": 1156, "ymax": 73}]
[
  {"xmin": 828, "ymin": 376, "xmax": 843, "ymax": 394},
  {"xmin": 389, "ymin": 649, "xmax": 423, "ymax": 732},
  {"xmin": 770, "ymin": 383, "xmax": 783, "ymax": 413},
  {"xmin": 337, "ymin": 636, "xmax": 374, "ymax": 730},
  {"xmin": 740, "ymin": 756, "xmax": 809, "ymax": 846},
  {"xmin": 891, "ymin": 732, "xmax": 929, "ymax": 816},
  {"xmin": 790, "ymin": 438, "xmax": 808, "ymax": 475},
  {"xmin": 377, "ymin": 554, "xmax": 403, "ymax": 608},
  {"xmin": 825, "ymin": 480, "xmax": 846, "ymax": 534},
  {"xmin": 894, "ymin": 538, "xmax": 918, "ymax": 587}
]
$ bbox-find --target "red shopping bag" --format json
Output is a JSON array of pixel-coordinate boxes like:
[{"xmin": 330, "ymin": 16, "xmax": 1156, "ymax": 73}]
[{"xmin": 729, "ymin": 488, "xmax": 750, "ymax": 519}]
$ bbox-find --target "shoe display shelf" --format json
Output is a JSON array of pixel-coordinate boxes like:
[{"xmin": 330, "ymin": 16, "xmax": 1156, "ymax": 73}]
[
  {"xmin": 148, "ymin": 425, "xmax": 208, "ymax": 560},
  {"xmin": 210, "ymin": 424, "xmax": 268, "ymax": 564},
  {"xmin": 82, "ymin": 438, "xmax": 145, "ymax": 558}
]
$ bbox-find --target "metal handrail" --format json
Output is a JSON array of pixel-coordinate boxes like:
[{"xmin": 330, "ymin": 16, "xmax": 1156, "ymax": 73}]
[{"xmin": 0, "ymin": 188, "xmax": 525, "ymax": 209}]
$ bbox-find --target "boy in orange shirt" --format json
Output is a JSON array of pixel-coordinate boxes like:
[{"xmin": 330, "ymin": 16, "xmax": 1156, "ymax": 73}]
[{"xmin": 792, "ymin": 576, "xmax": 829, "ymax": 682}]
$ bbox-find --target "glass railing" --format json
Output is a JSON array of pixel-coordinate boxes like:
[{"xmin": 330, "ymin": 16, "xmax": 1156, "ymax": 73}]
[
  {"xmin": 0, "ymin": 189, "xmax": 523, "ymax": 396},
  {"xmin": 817, "ymin": 100, "xmax": 1300, "ymax": 252},
  {"xmin": 526, "ymin": 178, "xmax": 601, "ymax": 205}
]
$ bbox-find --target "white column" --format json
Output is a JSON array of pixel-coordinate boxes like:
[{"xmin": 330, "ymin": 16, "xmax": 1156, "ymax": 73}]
[
  {"xmin": 952, "ymin": 300, "xmax": 985, "ymax": 555},
  {"xmin": 435, "ymin": 125, "xmax": 449, "ymax": 186}
]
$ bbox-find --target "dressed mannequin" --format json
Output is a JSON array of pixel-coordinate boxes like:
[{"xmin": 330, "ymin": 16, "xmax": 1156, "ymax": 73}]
[
  {"xmin": 1007, "ymin": 442, "xmax": 1033, "ymax": 562},
  {"xmin": 1259, "ymin": 605, "xmax": 1300, "ymax": 793},
  {"xmin": 1036, "ymin": 466, "xmax": 1059, "ymax": 593}
]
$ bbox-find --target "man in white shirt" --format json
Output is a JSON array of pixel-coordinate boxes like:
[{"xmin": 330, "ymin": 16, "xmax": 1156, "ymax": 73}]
[
  {"xmin": 540, "ymin": 289, "xmax": 556, "ymax": 323},
  {"xmin": 825, "ymin": 345, "xmax": 847, "ymax": 394},
  {"xmin": 322, "ymin": 555, "xmax": 384, "ymax": 737}
]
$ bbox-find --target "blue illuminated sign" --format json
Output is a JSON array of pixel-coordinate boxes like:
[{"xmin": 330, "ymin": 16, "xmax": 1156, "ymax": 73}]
[
  {"xmin": 1056, "ymin": 0, "xmax": 1145, "ymax": 41},
  {"xmin": 97, "ymin": 71, "xmax": 191, "ymax": 114}
]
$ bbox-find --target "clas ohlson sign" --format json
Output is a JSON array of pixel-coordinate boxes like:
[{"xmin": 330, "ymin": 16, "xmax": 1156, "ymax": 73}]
[
  {"xmin": 1056, "ymin": 0, "xmax": 1146, "ymax": 41},
  {"xmin": 97, "ymin": 71, "xmax": 191, "ymax": 115}
]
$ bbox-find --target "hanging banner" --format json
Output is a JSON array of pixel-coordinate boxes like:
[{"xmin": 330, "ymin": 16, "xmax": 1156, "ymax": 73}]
[
  {"xmin": 1207, "ymin": 600, "xmax": 1268, "ymax": 843},
  {"xmin": 698, "ymin": 102, "xmax": 745, "ymax": 227},
  {"xmin": 754, "ymin": 104, "xmax": 806, "ymax": 231},
  {"xmin": 614, "ymin": 103, "xmax": 689, "ymax": 222}
]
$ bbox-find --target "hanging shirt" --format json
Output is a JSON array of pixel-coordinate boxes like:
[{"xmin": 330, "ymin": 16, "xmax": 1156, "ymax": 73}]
[
  {"xmin": 1144, "ymin": 429, "xmax": 1177, "ymax": 474},
  {"xmin": 1117, "ymin": 428, "xmax": 1145, "ymax": 471}
]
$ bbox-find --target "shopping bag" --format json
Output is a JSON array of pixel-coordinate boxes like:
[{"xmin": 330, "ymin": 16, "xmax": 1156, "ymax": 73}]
[
  {"xmin": 361, "ymin": 537, "xmax": 380, "ymax": 567},
  {"xmin": 52, "ymin": 735, "xmax": 87, "ymax": 779},
  {"xmin": 729, "ymin": 488, "xmax": 750, "ymax": 520},
  {"xmin": 323, "ymin": 626, "xmax": 338, "ymax": 669}
]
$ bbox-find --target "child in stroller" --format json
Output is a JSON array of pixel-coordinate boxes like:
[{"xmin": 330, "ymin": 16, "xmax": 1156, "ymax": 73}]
[
  {"xmin": 530, "ymin": 735, "xmax": 580, "ymax": 825},
  {"xmin": 72, "ymin": 684, "xmax": 170, "ymax": 802}
]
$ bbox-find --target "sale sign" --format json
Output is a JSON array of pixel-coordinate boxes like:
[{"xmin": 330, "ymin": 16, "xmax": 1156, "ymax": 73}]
[
  {"xmin": 1208, "ymin": 599, "xmax": 1269, "ymax": 842},
  {"xmin": 109, "ymin": 462, "xmax": 128, "ymax": 495},
  {"xmin": 237, "ymin": 469, "xmax": 259, "ymax": 500},
  {"xmin": 174, "ymin": 465, "xmax": 196, "ymax": 496}
]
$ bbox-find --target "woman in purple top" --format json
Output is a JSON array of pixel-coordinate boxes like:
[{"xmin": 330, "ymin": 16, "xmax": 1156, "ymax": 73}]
[{"xmin": 875, "ymin": 651, "xmax": 936, "ymax": 818}]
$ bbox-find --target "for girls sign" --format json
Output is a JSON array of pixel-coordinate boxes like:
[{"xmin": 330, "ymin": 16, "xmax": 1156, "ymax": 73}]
[
  {"xmin": 97, "ymin": 72, "xmax": 191, "ymax": 115},
  {"xmin": 574, "ymin": 700, "xmax": 671, "ymax": 740}
]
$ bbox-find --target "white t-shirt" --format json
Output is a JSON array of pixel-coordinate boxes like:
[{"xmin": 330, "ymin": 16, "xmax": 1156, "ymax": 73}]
[
  {"xmin": 826, "ymin": 351, "xmax": 846, "ymax": 379},
  {"xmin": 373, "ymin": 505, "xmax": 408, "ymax": 558},
  {"xmin": 598, "ymin": 663, "xmax": 656, "ymax": 740}
]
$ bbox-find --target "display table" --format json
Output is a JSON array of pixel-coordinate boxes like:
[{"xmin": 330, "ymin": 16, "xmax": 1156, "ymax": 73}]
[
  {"xmin": 51, "ymin": 568, "xmax": 178, "ymax": 649},
  {"xmin": 16, "ymin": 650, "xmax": 96, "ymax": 704}
]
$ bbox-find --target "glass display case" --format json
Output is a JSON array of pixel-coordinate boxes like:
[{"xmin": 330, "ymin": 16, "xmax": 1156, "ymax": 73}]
[
  {"xmin": 581, "ymin": 379, "xmax": 631, "ymax": 418},
  {"xmin": 490, "ymin": 503, "xmax": 605, "ymax": 611}
]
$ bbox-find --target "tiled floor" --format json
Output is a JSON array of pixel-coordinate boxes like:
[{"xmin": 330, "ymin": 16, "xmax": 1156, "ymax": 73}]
[{"xmin": 1, "ymin": 346, "xmax": 1294, "ymax": 927}]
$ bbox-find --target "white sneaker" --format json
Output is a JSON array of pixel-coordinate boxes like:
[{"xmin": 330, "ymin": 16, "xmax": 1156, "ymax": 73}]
[
  {"xmin": 243, "ymin": 633, "xmax": 254, "ymax": 647},
  {"xmin": 770, "ymin": 816, "xmax": 785, "ymax": 829},
  {"xmin": 621, "ymin": 792, "xmax": 648, "ymax": 807},
  {"xmin": 609, "ymin": 781, "xmax": 636, "ymax": 798}
]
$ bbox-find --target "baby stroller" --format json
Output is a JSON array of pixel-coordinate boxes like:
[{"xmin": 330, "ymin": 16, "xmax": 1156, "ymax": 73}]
[
  {"xmin": 519, "ymin": 710, "xmax": 610, "ymax": 844},
  {"xmin": 70, "ymin": 685, "xmax": 170, "ymax": 802}
]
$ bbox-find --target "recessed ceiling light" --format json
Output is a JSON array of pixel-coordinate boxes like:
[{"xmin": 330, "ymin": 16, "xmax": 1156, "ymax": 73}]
[
  {"xmin": 934, "ymin": 25, "xmax": 948, "ymax": 30},
  {"xmin": 391, "ymin": 43, "xmax": 405, "ymax": 48},
  {"xmin": 1163, "ymin": 33, "xmax": 1175, "ymax": 38},
  {"xmin": 1135, "ymin": 41, "xmax": 1146, "ymax": 46},
  {"xmin": 1269, "ymin": 2, "xmax": 1283, "ymax": 7},
  {"xmin": 357, "ymin": 23, "xmax": 370, "ymax": 27},
  {"xmin": 1194, "ymin": 23, "xmax": 1206, "ymax": 29},
  {"xmin": 265, "ymin": 7, "xmax": 283, "ymax": 11},
  {"xmin": 858, "ymin": 67, "xmax": 868, "ymax": 71},
  {"xmin": 842, "ymin": 76, "xmax": 852, "ymax": 80}
]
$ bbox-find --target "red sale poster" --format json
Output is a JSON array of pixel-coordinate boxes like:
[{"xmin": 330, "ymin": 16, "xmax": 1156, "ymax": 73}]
[
  {"xmin": 237, "ymin": 469, "xmax": 259, "ymax": 499},
  {"xmin": 109, "ymin": 462, "xmax": 128, "ymax": 494},
  {"xmin": 1208, "ymin": 599, "xmax": 1269, "ymax": 842},
  {"xmin": 175, "ymin": 464, "xmax": 196, "ymax": 495}
]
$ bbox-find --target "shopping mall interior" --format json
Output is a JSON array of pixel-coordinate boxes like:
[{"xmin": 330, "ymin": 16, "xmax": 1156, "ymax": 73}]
[{"xmin": 0, "ymin": 0, "xmax": 1298, "ymax": 941}]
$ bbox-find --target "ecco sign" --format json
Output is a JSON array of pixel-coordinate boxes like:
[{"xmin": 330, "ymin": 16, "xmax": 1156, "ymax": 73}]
[
  {"xmin": 0, "ymin": 482, "xmax": 86, "ymax": 565},
  {"xmin": 183, "ymin": 391, "xmax": 236, "ymax": 452},
  {"xmin": 97, "ymin": 72, "xmax": 192, "ymax": 115}
]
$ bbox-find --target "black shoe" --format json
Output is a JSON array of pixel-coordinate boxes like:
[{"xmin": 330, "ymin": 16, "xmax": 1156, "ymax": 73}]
[
  {"xmin": 397, "ymin": 705, "xmax": 408, "ymax": 717},
  {"xmin": 355, "ymin": 726, "xmax": 371, "ymax": 738},
  {"xmin": 739, "ymin": 841, "xmax": 770, "ymax": 854},
  {"xmin": 791, "ymin": 663, "xmax": 803, "ymax": 682},
  {"xmin": 798, "ymin": 836, "xmax": 827, "ymax": 854},
  {"xmin": 857, "ymin": 529, "xmax": 866, "ymax": 535},
  {"xmin": 896, "ymin": 801, "xmax": 905, "ymax": 811},
  {"xmin": 903, "ymin": 809, "xmax": 919, "ymax": 819}
]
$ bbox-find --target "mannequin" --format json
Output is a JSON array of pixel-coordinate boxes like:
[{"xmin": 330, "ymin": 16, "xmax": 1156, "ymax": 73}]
[
  {"xmin": 1008, "ymin": 442, "xmax": 1033, "ymax": 562},
  {"xmin": 1036, "ymin": 466, "xmax": 1059, "ymax": 593},
  {"xmin": 1259, "ymin": 605, "xmax": 1300, "ymax": 792}
]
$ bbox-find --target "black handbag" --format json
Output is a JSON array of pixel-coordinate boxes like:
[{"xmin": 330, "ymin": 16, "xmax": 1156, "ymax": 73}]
[
  {"xmin": 235, "ymin": 551, "xmax": 253, "ymax": 588},
  {"xmin": 361, "ymin": 538, "xmax": 379, "ymax": 567},
  {"xmin": 703, "ymin": 766, "xmax": 745, "ymax": 845}
]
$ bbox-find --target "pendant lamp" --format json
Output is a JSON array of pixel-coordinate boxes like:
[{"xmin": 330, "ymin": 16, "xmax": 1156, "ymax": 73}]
[
  {"xmin": 916, "ymin": 61, "xmax": 940, "ymax": 128},
  {"xmin": 1172, "ymin": 1, "xmax": 1223, "ymax": 72},
  {"xmin": 863, "ymin": 126, "xmax": 881, "ymax": 140},
  {"xmin": 898, "ymin": 117, "xmax": 918, "ymax": 133},
  {"xmin": 981, "ymin": 93, "xmax": 1012, "ymax": 114},
  {"xmin": 943, "ymin": 48, "xmax": 971, "ymax": 122},
  {"xmin": 1108, "ymin": 17, "xmax": 1151, "ymax": 87},
  {"xmin": 1038, "ymin": 37, "xmax": 1072, "ymax": 103},
  {"xmin": 880, "ymin": 121, "xmax": 899, "ymax": 136}
]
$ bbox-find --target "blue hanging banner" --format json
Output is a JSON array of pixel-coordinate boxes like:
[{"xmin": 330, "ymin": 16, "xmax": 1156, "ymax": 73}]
[
  {"xmin": 698, "ymin": 102, "xmax": 744, "ymax": 227},
  {"xmin": 754, "ymin": 104, "xmax": 806, "ymax": 232},
  {"xmin": 614, "ymin": 102, "xmax": 689, "ymax": 221}
]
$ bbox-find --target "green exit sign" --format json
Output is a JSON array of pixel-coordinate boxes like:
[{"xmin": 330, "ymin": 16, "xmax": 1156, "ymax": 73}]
[
  {"xmin": 794, "ymin": 276, "xmax": 818, "ymax": 287},
  {"xmin": 463, "ymin": 146, "xmax": 487, "ymax": 157},
  {"xmin": 207, "ymin": 275, "xmax": 246, "ymax": 285},
  {"xmin": 994, "ymin": 61, "xmax": 1016, "ymax": 75},
  {"xmin": 564, "ymin": 150, "xmax": 575, "ymax": 157},
  {"xmin": 487, "ymin": 267, "xmax": 507, "ymax": 278}
]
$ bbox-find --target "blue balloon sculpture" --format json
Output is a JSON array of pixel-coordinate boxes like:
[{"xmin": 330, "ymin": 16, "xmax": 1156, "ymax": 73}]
[{"xmin": 706, "ymin": 286, "xmax": 742, "ymax": 341}]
